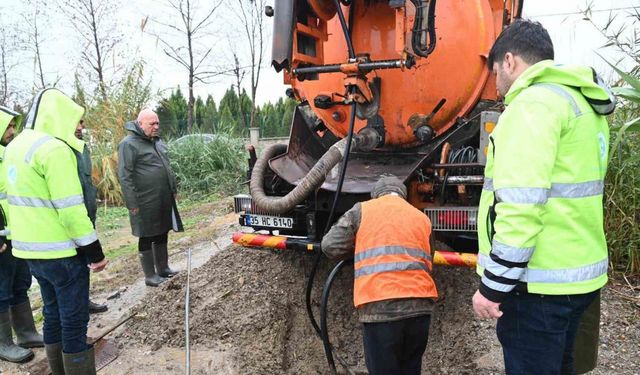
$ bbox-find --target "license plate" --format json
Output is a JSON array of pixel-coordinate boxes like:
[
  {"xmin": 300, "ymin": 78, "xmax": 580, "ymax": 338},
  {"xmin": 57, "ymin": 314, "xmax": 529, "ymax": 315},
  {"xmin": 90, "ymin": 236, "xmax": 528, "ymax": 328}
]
[{"xmin": 246, "ymin": 215, "xmax": 294, "ymax": 229}]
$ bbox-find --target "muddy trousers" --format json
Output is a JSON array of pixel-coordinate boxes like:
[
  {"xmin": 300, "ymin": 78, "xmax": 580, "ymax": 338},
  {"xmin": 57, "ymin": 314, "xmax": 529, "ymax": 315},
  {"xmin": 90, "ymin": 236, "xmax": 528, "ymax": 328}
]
[
  {"xmin": 362, "ymin": 315, "xmax": 431, "ymax": 375},
  {"xmin": 497, "ymin": 290, "xmax": 599, "ymax": 375},
  {"xmin": 138, "ymin": 232, "xmax": 168, "ymax": 251},
  {"xmin": 27, "ymin": 255, "xmax": 90, "ymax": 354},
  {"xmin": 0, "ymin": 250, "xmax": 32, "ymax": 313}
]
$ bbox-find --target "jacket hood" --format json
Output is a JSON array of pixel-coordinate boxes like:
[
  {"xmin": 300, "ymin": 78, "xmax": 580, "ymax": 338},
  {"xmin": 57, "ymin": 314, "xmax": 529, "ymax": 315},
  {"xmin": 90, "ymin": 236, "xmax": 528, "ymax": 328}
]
[
  {"xmin": 125, "ymin": 120, "xmax": 147, "ymax": 138},
  {"xmin": 23, "ymin": 89, "xmax": 85, "ymax": 152},
  {"xmin": 505, "ymin": 60, "xmax": 617, "ymax": 115}
]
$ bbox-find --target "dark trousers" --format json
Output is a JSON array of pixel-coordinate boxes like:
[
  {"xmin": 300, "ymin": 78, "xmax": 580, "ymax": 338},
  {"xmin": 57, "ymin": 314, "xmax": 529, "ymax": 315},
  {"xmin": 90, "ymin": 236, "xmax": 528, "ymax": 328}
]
[
  {"xmin": 27, "ymin": 255, "xmax": 90, "ymax": 354},
  {"xmin": 497, "ymin": 290, "xmax": 599, "ymax": 375},
  {"xmin": 363, "ymin": 315, "xmax": 431, "ymax": 375},
  {"xmin": 0, "ymin": 250, "xmax": 32, "ymax": 313},
  {"xmin": 138, "ymin": 232, "xmax": 168, "ymax": 252}
]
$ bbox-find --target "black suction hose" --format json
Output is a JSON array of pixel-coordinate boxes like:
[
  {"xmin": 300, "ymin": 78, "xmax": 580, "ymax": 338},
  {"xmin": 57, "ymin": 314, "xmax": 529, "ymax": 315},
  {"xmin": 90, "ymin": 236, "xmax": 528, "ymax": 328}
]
[
  {"xmin": 320, "ymin": 259, "xmax": 351, "ymax": 372},
  {"xmin": 305, "ymin": 2, "xmax": 357, "ymax": 373},
  {"xmin": 305, "ymin": 97, "xmax": 357, "ymax": 343},
  {"xmin": 334, "ymin": 0, "xmax": 356, "ymax": 59}
]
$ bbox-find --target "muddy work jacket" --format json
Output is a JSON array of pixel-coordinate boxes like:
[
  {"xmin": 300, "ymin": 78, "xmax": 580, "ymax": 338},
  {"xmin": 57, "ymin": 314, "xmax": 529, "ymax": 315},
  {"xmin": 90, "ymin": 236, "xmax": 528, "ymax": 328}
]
[
  {"xmin": 322, "ymin": 194, "xmax": 438, "ymax": 323},
  {"xmin": 476, "ymin": 61, "xmax": 615, "ymax": 302}
]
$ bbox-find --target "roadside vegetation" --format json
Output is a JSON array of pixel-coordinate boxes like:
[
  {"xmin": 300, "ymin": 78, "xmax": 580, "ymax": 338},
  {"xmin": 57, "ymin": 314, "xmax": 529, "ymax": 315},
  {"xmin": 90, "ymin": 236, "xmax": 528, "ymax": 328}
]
[{"xmin": 586, "ymin": 7, "xmax": 640, "ymax": 275}]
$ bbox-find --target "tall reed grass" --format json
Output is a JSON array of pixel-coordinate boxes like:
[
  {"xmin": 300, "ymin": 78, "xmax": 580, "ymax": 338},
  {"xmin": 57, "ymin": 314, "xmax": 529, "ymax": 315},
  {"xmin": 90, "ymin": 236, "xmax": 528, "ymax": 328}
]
[{"xmin": 168, "ymin": 134, "xmax": 246, "ymax": 196}]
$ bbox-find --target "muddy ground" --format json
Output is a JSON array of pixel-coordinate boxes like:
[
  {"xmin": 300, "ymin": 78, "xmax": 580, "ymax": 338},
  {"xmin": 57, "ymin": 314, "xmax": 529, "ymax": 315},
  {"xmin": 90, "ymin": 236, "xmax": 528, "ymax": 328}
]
[{"xmin": 1, "ymin": 199, "xmax": 639, "ymax": 374}]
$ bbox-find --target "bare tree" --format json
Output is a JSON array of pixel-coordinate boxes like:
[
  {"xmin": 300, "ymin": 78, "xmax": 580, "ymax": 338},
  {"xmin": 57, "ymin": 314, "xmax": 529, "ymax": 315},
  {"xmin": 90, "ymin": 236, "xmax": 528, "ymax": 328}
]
[
  {"xmin": 23, "ymin": 0, "xmax": 52, "ymax": 90},
  {"xmin": 152, "ymin": 0, "xmax": 223, "ymax": 133},
  {"xmin": 231, "ymin": 52, "xmax": 249, "ymax": 131},
  {"xmin": 0, "ymin": 21, "xmax": 21, "ymax": 106},
  {"xmin": 229, "ymin": 0, "xmax": 268, "ymax": 130},
  {"xmin": 61, "ymin": 0, "xmax": 121, "ymax": 102}
]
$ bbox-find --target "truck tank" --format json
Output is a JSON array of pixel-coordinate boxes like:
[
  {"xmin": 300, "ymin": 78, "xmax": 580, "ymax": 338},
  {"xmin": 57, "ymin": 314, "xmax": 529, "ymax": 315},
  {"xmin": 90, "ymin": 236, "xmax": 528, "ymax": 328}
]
[{"xmin": 235, "ymin": 0, "xmax": 523, "ymax": 246}]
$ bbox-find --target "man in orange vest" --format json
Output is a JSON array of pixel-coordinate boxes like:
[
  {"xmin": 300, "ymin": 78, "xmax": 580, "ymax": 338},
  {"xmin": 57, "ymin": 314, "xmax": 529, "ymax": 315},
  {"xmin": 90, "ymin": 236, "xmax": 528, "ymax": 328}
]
[{"xmin": 322, "ymin": 175, "xmax": 438, "ymax": 375}]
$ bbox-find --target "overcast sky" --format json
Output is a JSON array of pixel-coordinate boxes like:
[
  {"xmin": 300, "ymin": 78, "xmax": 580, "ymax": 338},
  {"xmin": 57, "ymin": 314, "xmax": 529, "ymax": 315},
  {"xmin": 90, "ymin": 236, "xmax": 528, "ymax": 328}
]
[{"xmin": 1, "ymin": 0, "xmax": 638, "ymax": 107}]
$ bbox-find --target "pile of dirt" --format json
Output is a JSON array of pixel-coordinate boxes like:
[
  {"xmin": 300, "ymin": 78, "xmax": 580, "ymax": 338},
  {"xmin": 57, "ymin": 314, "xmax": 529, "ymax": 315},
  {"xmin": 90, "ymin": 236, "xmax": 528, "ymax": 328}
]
[{"xmin": 117, "ymin": 245, "xmax": 502, "ymax": 374}]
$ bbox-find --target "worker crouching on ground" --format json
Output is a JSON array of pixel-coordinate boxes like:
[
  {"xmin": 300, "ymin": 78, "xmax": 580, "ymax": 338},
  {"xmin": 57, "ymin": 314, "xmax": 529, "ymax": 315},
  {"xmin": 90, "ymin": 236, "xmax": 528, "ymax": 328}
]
[
  {"xmin": 0, "ymin": 106, "xmax": 44, "ymax": 363},
  {"xmin": 4, "ymin": 89, "xmax": 109, "ymax": 374},
  {"xmin": 472, "ymin": 20, "xmax": 615, "ymax": 375},
  {"xmin": 117, "ymin": 109, "xmax": 183, "ymax": 287},
  {"xmin": 322, "ymin": 175, "xmax": 438, "ymax": 375}
]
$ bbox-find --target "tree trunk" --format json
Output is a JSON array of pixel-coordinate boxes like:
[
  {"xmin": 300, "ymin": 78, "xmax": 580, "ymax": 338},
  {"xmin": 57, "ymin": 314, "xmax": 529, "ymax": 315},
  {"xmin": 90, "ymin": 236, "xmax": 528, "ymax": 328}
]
[
  {"xmin": 88, "ymin": 0, "xmax": 107, "ymax": 102},
  {"xmin": 187, "ymin": 27, "xmax": 194, "ymax": 134}
]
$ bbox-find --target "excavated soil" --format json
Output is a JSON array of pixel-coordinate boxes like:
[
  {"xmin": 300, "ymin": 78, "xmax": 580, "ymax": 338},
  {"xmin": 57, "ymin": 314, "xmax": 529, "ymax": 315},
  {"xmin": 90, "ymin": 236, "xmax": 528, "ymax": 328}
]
[
  {"xmin": 117, "ymin": 241, "xmax": 640, "ymax": 375},
  {"xmin": 117, "ymin": 245, "xmax": 502, "ymax": 374}
]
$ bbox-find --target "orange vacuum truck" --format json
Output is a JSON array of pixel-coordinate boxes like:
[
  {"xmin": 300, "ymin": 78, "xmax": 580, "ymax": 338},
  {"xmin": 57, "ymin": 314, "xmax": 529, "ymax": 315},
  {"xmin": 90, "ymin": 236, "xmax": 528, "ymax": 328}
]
[{"xmin": 232, "ymin": 0, "xmax": 523, "ymax": 371}]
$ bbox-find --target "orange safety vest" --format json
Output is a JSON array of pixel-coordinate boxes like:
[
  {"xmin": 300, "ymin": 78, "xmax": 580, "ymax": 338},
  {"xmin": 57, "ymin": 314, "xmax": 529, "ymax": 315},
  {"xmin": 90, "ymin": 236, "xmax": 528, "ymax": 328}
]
[{"xmin": 353, "ymin": 194, "xmax": 438, "ymax": 308}]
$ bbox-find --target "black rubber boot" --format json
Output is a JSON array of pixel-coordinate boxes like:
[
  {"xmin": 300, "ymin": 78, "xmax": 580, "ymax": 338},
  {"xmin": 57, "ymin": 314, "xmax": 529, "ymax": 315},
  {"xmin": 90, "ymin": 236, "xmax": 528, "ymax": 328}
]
[
  {"xmin": 0, "ymin": 310, "xmax": 33, "ymax": 363},
  {"xmin": 139, "ymin": 249, "xmax": 166, "ymax": 287},
  {"xmin": 45, "ymin": 342, "xmax": 65, "ymax": 375},
  {"xmin": 88, "ymin": 300, "xmax": 108, "ymax": 314},
  {"xmin": 9, "ymin": 301, "xmax": 44, "ymax": 348},
  {"xmin": 62, "ymin": 345, "xmax": 96, "ymax": 375},
  {"xmin": 153, "ymin": 242, "xmax": 178, "ymax": 278}
]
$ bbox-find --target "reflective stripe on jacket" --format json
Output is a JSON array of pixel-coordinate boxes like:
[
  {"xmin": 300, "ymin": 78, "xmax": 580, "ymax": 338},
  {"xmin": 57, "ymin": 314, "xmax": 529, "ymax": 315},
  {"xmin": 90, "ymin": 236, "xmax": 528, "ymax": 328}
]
[
  {"xmin": 4, "ymin": 89, "xmax": 96, "ymax": 259},
  {"xmin": 476, "ymin": 61, "xmax": 611, "ymax": 298},
  {"xmin": 354, "ymin": 194, "xmax": 438, "ymax": 308}
]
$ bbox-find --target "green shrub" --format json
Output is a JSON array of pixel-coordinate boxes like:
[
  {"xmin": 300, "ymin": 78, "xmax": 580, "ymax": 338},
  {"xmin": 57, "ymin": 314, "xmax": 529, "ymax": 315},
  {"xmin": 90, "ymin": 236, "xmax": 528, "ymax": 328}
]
[
  {"xmin": 605, "ymin": 133, "xmax": 640, "ymax": 274},
  {"xmin": 602, "ymin": 60, "xmax": 640, "ymax": 274},
  {"xmin": 168, "ymin": 134, "xmax": 247, "ymax": 196}
]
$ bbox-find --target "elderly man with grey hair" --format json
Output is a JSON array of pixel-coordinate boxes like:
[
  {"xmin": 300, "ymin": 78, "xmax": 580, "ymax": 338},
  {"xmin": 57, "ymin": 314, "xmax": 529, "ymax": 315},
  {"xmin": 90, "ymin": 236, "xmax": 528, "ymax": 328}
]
[
  {"xmin": 117, "ymin": 109, "xmax": 183, "ymax": 287},
  {"xmin": 322, "ymin": 175, "xmax": 438, "ymax": 375}
]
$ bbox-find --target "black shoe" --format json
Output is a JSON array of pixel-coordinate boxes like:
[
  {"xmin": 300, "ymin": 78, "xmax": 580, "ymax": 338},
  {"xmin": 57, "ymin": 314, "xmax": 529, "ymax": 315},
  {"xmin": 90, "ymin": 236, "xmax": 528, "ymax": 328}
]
[{"xmin": 88, "ymin": 300, "xmax": 108, "ymax": 314}]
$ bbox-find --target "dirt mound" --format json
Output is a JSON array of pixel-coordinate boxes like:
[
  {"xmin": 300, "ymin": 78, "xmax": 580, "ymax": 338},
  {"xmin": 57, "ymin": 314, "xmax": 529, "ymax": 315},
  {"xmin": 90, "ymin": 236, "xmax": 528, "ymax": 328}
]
[{"xmin": 117, "ymin": 245, "xmax": 502, "ymax": 374}]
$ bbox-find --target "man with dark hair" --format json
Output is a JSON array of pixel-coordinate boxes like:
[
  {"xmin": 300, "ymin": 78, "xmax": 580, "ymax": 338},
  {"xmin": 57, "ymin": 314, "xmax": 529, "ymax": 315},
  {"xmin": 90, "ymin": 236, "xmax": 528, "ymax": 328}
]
[
  {"xmin": 473, "ymin": 19, "xmax": 615, "ymax": 374},
  {"xmin": 322, "ymin": 175, "xmax": 438, "ymax": 375}
]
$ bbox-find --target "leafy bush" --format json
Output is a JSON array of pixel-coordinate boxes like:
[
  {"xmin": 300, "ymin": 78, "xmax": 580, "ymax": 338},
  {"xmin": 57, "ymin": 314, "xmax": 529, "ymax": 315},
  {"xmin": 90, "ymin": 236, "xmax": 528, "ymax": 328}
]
[
  {"xmin": 78, "ymin": 62, "xmax": 153, "ymax": 206},
  {"xmin": 168, "ymin": 134, "xmax": 246, "ymax": 196},
  {"xmin": 603, "ymin": 62, "xmax": 640, "ymax": 275}
]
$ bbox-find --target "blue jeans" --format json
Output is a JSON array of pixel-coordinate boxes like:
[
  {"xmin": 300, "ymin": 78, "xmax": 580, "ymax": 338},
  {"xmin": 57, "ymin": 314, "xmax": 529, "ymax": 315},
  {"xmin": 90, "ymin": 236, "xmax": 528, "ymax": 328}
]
[
  {"xmin": 363, "ymin": 315, "xmax": 432, "ymax": 375},
  {"xmin": 27, "ymin": 255, "xmax": 90, "ymax": 354},
  {"xmin": 0, "ymin": 249, "xmax": 32, "ymax": 313},
  {"xmin": 497, "ymin": 290, "xmax": 599, "ymax": 375}
]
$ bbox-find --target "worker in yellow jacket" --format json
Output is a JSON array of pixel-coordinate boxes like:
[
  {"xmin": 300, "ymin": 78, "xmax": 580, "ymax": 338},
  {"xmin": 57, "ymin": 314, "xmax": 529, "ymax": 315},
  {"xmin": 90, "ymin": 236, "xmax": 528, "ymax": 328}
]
[
  {"xmin": 4, "ymin": 89, "xmax": 109, "ymax": 374},
  {"xmin": 0, "ymin": 106, "xmax": 44, "ymax": 364},
  {"xmin": 472, "ymin": 20, "xmax": 615, "ymax": 374}
]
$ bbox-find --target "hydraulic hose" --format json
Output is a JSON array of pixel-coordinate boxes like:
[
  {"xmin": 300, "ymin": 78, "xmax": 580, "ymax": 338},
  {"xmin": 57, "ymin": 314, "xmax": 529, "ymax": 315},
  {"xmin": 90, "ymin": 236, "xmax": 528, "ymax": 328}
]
[
  {"xmin": 320, "ymin": 259, "xmax": 351, "ymax": 373},
  {"xmin": 313, "ymin": 3, "xmax": 359, "ymax": 374},
  {"xmin": 306, "ymin": 98, "xmax": 358, "ymax": 343}
]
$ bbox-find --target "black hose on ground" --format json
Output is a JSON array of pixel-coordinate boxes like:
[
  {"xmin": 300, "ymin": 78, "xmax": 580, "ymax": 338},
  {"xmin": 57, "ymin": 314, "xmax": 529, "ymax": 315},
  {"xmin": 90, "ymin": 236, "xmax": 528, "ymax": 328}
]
[
  {"xmin": 320, "ymin": 259, "xmax": 351, "ymax": 372},
  {"xmin": 306, "ymin": 98, "xmax": 357, "ymax": 373},
  {"xmin": 314, "ymin": 3, "xmax": 359, "ymax": 374}
]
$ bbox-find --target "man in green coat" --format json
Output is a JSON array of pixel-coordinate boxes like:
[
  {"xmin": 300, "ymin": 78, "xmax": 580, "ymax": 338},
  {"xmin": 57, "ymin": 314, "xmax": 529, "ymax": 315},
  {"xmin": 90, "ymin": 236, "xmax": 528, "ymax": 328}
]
[
  {"xmin": 117, "ymin": 109, "xmax": 183, "ymax": 287},
  {"xmin": 471, "ymin": 20, "xmax": 615, "ymax": 374}
]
